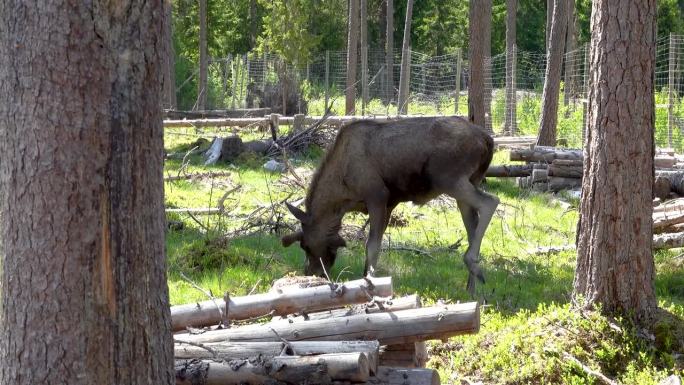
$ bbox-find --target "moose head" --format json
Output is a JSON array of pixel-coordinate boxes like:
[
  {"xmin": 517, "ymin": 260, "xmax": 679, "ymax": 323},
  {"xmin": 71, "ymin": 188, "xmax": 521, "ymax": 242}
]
[{"xmin": 281, "ymin": 202, "xmax": 346, "ymax": 276}]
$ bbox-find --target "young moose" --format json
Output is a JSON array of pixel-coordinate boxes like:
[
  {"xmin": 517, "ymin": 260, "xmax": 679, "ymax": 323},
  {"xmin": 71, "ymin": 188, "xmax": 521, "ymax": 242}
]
[{"xmin": 281, "ymin": 116, "xmax": 499, "ymax": 294}]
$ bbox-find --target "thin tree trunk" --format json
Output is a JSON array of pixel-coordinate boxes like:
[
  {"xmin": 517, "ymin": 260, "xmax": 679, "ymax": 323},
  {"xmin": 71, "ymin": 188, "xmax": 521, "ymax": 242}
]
[
  {"xmin": 546, "ymin": 0, "xmax": 552, "ymax": 53},
  {"xmin": 383, "ymin": 0, "xmax": 393, "ymax": 103},
  {"xmin": 397, "ymin": 0, "xmax": 414, "ymax": 114},
  {"xmin": 0, "ymin": 1, "xmax": 174, "ymax": 384},
  {"xmin": 346, "ymin": 0, "xmax": 360, "ymax": 115},
  {"xmin": 163, "ymin": 0, "xmax": 177, "ymax": 109},
  {"xmin": 468, "ymin": 0, "xmax": 491, "ymax": 129},
  {"xmin": 483, "ymin": 0, "xmax": 493, "ymax": 132},
  {"xmin": 249, "ymin": 0, "xmax": 258, "ymax": 50},
  {"xmin": 505, "ymin": 0, "xmax": 517, "ymax": 134},
  {"xmin": 198, "ymin": 0, "xmax": 208, "ymax": 110},
  {"xmin": 574, "ymin": 0, "xmax": 657, "ymax": 322},
  {"xmin": 536, "ymin": 0, "xmax": 568, "ymax": 146},
  {"xmin": 360, "ymin": 0, "xmax": 368, "ymax": 114},
  {"xmin": 563, "ymin": 0, "xmax": 576, "ymax": 107}
]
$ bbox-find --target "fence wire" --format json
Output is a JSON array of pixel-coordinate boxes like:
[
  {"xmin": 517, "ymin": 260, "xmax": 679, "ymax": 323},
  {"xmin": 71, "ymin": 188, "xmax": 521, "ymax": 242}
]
[{"xmin": 176, "ymin": 34, "xmax": 684, "ymax": 150}]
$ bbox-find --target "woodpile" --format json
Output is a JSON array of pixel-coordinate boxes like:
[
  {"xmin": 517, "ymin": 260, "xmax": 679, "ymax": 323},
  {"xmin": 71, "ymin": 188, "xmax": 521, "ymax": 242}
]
[
  {"xmin": 653, "ymin": 197, "xmax": 684, "ymax": 249},
  {"xmin": 489, "ymin": 146, "xmax": 684, "ymax": 196},
  {"xmin": 172, "ymin": 276, "xmax": 479, "ymax": 384}
]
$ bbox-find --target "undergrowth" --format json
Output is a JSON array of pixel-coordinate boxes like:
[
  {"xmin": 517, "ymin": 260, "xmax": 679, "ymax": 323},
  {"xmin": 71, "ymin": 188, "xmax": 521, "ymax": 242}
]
[{"xmin": 163, "ymin": 129, "xmax": 684, "ymax": 384}]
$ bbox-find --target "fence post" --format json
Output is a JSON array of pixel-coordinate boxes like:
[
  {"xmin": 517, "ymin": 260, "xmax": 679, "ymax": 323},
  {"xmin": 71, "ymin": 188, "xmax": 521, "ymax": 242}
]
[
  {"xmin": 222, "ymin": 58, "xmax": 229, "ymax": 109},
  {"xmin": 454, "ymin": 48, "xmax": 462, "ymax": 115},
  {"xmin": 324, "ymin": 50, "xmax": 330, "ymax": 111},
  {"xmin": 398, "ymin": 49, "xmax": 411, "ymax": 115},
  {"xmin": 669, "ymin": 32, "xmax": 675, "ymax": 148},
  {"xmin": 240, "ymin": 54, "xmax": 248, "ymax": 109},
  {"xmin": 361, "ymin": 44, "xmax": 369, "ymax": 115},
  {"xmin": 582, "ymin": 45, "xmax": 589, "ymax": 141},
  {"xmin": 231, "ymin": 54, "xmax": 238, "ymax": 110},
  {"xmin": 506, "ymin": 44, "xmax": 518, "ymax": 134},
  {"xmin": 261, "ymin": 52, "xmax": 267, "ymax": 97}
]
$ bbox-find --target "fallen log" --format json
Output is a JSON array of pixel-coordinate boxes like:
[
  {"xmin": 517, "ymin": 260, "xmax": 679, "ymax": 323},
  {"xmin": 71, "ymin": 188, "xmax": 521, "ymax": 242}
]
[
  {"xmin": 548, "ymin": 162, "xmax": 583, "ymax": 178},
  {"xmin": 177, "ymin": 302, "xmax": 479, "ymax": 346},
  {"xmin": 654, "ymin": 198, "xmax": 684, "ymax": 214},
  {"xmin": 509, "ymin": 147, "xmax": 582, "ymax": 163},
  {"xmin": 165, "ymin": 208, "xmax": 222, "ymax": 215},
  {"xmin": 653, "ymin": 232, "xmax": 684, "ymax": 249},
  {"xmin": 174, "ymin": 340, "xmax": 380, "ymax": 373},
  {"xmin": 175, "ymin": 353, "xmax": 370, "ymax": 384},
  {"xmin": 379, "ymin": 342, "xmax": 429, "ymax": 368},
  {"xmin": 171, "ymin": 276, "xmax": 392, "ymax": 331},
  {"xmin": 365, "ymin": 367, "xmax": 440, "ymax": 385},
  {"xmin": 276, "ymin": 294, "xmax": 423, "ymax": 322},
  {"xmin": 655, "ymin": 155, "xmax": 677, "ymax": 169},
  {"xmin": 548, "ymin": 177, "xmax": 582, "ymax": 192},
  {"xmin": 164, "ymin": 171, "xmax": 232, "ymax": 182},
  {"xmin": 654, "ymin": 171, "xmax": 684, "ymax": 199},
  {"xmin": 164, "ymin": 108, "xmax": 271, "ymax": 119},
  {"xmin": 531, "ymin": 168, "xmax": 549, "ymax": 183},
  {"xmin": 653, "ymin": 210, "xmax": 684, "ymax": 232},
  {"xmin": 486, "ymin": 164, "xmax": 534, "ymax": 177}
]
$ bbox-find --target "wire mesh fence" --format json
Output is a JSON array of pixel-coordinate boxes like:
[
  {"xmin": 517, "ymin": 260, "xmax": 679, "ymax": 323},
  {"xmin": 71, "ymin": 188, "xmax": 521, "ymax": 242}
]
[{"xmin": 175, "ymin": 34, "xmax": 684, "ymax": 150}]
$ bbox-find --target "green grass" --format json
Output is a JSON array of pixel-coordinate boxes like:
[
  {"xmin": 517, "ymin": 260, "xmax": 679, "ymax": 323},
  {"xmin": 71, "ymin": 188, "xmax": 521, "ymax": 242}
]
[{"xmin": 164, "ymin": 132, "xmax": 684, "ymax": 384}]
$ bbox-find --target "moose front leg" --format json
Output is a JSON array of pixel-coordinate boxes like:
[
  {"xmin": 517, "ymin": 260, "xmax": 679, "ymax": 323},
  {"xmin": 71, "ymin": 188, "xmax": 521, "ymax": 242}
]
[{"xmin": 364, "ymin": 201, "xmax": 390, "ymax": 277}]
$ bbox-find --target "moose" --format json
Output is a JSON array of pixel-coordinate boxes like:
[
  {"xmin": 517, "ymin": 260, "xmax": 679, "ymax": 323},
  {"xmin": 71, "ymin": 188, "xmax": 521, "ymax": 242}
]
[{"xmin": 281, "ymin": 116, "xmax": 499, "ymax": 294}]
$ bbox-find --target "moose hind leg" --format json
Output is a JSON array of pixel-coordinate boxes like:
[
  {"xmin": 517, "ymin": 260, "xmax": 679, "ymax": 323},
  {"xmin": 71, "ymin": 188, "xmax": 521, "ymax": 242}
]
[
  {"xmin": 448, "ymin": 178, "xmax": 499, "ymax": 294},
  {"xmin": 457, "ymin": 200, "xmax": 478, "ymax": 244}
]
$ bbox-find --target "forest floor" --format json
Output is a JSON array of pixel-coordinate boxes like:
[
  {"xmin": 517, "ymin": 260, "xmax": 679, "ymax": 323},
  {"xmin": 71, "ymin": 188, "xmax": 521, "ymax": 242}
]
[{"xmin": 164, "ymin": 125, "xmax": 684, "ymax": 385}]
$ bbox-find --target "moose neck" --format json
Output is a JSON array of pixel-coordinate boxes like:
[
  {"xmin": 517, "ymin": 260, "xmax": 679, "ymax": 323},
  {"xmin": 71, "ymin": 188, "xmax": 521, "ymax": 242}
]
[{"xmin": 305, "ymin": 169, "xmax": 349, "ymax": 236}]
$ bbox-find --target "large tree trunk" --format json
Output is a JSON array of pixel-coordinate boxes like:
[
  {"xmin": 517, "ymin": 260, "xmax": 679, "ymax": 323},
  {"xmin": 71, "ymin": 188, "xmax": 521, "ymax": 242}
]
[
  {"xmin": 0, "ymin": 1, "xmax": 173, "ymax": 384},
  {"xmin": 574, "ymin": 0, "xmax": 657, "ymax": 322},
  {"xmin": 505, "ymin": 0, "xmax": 517, "ymax": 134},
  {"xmin": 468, "ymin": 0, "xmax": 492, "ymax": 129},
  {"xmin": 397, "ymin": 0, "xmax": 414, "ymax": 114},
  {"xmin": 385, "ymin": 0, "xmax": 394, "ymax": 103},
  {"xmin": 163, "ymin": 0, "xmax": 178, "ymax": 109},
  {"xmin": 346, "ymin": 0, "xmax": 360, "ymax": 115},
  {"xmin": 198, "ymin": 0, "xmax": 208, "ymax": 110},
  {"xmin": 536, "ymin": 0, "xmax": 568, "ymax": 146},
  {"xmin": 563, "ymin": 0, "xmax": 576, "ymax": 107}
]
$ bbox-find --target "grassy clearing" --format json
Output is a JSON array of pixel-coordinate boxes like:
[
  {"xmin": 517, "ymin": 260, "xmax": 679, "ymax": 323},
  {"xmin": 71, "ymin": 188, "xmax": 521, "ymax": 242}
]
[{"xmin": 164, "ymin": 129, "xmax": 684, "ymax": 384}]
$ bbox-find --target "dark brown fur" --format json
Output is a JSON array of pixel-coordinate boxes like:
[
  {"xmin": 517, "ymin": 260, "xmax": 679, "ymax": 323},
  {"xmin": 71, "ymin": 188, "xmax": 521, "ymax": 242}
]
[{"xmin": 282, "ymin": 116, "xmax": 498, "ymax": 294}]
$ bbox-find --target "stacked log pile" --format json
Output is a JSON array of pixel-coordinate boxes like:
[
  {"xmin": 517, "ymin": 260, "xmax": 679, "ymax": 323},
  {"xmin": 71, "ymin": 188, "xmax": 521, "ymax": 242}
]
[
  {"xmin": 486, "ymin": 146, "xmax": 684, "ymax": 196},
  {"xmin": 172, "ymin": 276, "xmax": 478, "ymax": 384},
  {"xmin": 653, "ymin": 198, "xmax": 684, "ymax": 249}
]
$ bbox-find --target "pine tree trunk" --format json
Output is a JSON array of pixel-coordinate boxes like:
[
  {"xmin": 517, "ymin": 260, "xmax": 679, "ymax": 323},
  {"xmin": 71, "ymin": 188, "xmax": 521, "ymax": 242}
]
[
  {"xmin": 249, "ymin": 0, "xmax": 258, "ymax": 50},
  {"xmin": 483, "ymin": 0, "xmax": 493, "ymax": 132},
  {"xmin": 574, "ymin": 0, "xmax": 657, "ymax": 322},
  {"xmin": 397, "ymin": 0, "xmax": 414, "ymax": 114},
  {"xmin": 385, "ymin": 0, "xmax": 394, "ymax": 103},
  {"xmin": 163, "ymin": 0, "xmax": 178, "ymax": 109},
  {"xmin": 505, "ymin": 0, "xmax": 517, "ymax": 134},
  {"xmin": 563, "ymin": 0, "xmax": 576, "ymax": 107},
  {"xmin": 198, "ymin": 0, "xmax": 208, "ymax": 110},
  {"xmin": 468, "ymin": 0, "xmax": 491, "ymax": 129},
  {"xmin": 546, "ymin": 0, "xmax": 553, "ymax": 53},
  {"xmin": 0, "ymin": 1, "xmax": 174, "ymax": 384},
  {"xmin": 346, "ymin": 0, "xmax": 360, "ymax": 115},
  {"xmin": 536, "ymin": 0, "xmax": 568, "ymax": 146}
]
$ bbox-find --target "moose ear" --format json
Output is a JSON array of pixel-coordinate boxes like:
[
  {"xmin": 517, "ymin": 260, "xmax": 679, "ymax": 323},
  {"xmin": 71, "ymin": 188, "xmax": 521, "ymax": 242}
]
[
  {"xmin": 330, "ymin": 234, "xmax": 347, "ymax": 249},
  {"xmin": 285, "ymin": 202, "xmax": 309, "ymax": 224},
  {"xmin": 281, "ymin": 231, "xmax": 303, "ymax": 247}
]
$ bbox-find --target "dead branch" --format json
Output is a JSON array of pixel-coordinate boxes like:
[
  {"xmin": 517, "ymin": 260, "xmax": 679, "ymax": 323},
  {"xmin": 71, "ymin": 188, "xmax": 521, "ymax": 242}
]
[{"xmin": 562, "ymin": 353, "xmax": 621, "ymax": 385}]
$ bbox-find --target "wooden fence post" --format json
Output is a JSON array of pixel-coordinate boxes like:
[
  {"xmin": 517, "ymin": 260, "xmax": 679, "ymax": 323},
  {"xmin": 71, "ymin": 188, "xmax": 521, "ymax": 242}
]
[
  {"xmin": 325, "ymin": 50, "xmax": 330, "ymax": 111},
  {"xmin": 454, "ymin": 48, "xmax": 462, "ymax": 115},
  {"xmin": 669, "ymin": 33, "xmax": 675, "ymax": 148}
]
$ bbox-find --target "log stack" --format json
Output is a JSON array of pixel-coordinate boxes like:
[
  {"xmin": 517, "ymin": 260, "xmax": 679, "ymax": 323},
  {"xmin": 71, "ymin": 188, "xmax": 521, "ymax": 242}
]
[
  {"xmin": 172, "ymin": 276, "xmax": 479, "ymax": 384},
  {"xmin": 485, "ymin": 146, "xmax": 684, "ymax": 195}
]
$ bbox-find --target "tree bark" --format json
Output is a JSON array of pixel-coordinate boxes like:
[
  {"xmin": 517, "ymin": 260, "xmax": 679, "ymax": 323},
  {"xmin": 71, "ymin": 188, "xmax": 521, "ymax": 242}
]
[
  {"xmin": 0, "ymin": 1, "xmax": 174, "ymax": 384},
  {"xmin": 546, "ymin": 0, "xmax": 553, "ymax": 53},
  {"xmin": 163, "ymin": 0, "xmax": 178, "ymax": 109},
  {"xmin": 198, "ymin": 0, "xmax": 208, "ymax": 110},
  {"xmin": 574, "ymin": 0, "xmax": 657, "ymax": 322},
  {"xmin": 385, "ymin": 0, "xmax": 394, "ymax": 103},
  {"xmin": 397, "ymin": 0, "xmax": 414, "ymax": 114},
  {"xmin": 346, "ymin": 0, "xmax": 360, "ymax": 114},
  {"xmin": 468, "ymin": 0, "xmax": 492, "ymax": 129},
  {"xmin": 537, "ymin": 0, "xmax": 568, "ymax": 146},
  {"xmin": 509, "ymin": 147, "xmax": 583, "ymax": 162},
  {"xmin": 505, "ymin": 0, "xmax": 518, "ymax": 134}
]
